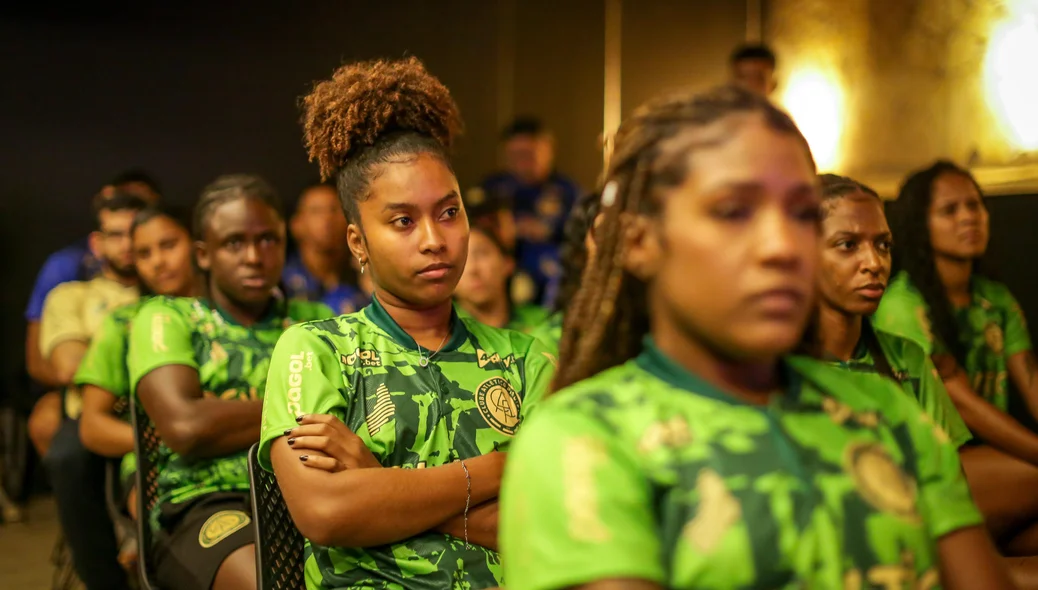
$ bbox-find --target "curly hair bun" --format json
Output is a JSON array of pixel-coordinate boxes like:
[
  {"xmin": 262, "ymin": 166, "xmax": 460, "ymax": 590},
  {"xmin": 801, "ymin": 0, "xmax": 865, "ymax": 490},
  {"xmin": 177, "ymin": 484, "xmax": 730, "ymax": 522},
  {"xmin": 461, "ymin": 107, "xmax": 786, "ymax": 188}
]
[{"xmin": 301, "ymin": 56, "xmax": 463, "ymax": 180}]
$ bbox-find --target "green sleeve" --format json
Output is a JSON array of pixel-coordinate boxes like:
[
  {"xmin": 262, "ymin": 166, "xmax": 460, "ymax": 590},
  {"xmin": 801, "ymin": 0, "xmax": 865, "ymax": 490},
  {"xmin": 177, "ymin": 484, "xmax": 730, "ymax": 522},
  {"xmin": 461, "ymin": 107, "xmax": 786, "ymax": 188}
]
[
  {"xmin": 875, "ymin": 290, "xmax": 935, "ymax": 355},
  {"xmin": 899, "ymin": 393, "xmax": 985, "ymax": 539},
  {"xmin": 129, "ymin": 299, "xmax": 197, "ymax": 393},
  {"xmin": 920, "ymin": 356, "xmax": 972, "ymax": 447},
  {"xmin": 74, "ymin": 312, "xmax": 130, "ymax": 397},
  {"xmin": 500, "ymin": 406, "xmax": 664, "ymax": 590},
  {"xmin": 1002, "ymin": 293, "xmax": 1032, "ymax": 357},
  {"xmin": 518, "ymin": 337, "xmax": 558, "ymax": 422},
  {"xmin": 259, "ymin": 324, "xmax": 349, "ymax": 471}
]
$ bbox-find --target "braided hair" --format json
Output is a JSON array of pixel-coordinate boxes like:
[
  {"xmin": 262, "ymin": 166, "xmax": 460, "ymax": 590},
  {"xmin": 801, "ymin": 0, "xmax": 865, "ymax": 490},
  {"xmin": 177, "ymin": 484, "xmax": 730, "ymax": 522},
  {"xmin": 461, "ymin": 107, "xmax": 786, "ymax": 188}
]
[
  {"xmin": 887, "ymin": 160, "xmax": 988, "ymax": 366},
  {"xmin": 552, "ymin": 85, "xmax": 812, "ymax": 391},
  {"xmin": 300, "ymin": 57, "xmax": 463, "ymax": 227},
  {"xmin": 552, "ymin": 190, "xmax": 602, "ymax": 316}
]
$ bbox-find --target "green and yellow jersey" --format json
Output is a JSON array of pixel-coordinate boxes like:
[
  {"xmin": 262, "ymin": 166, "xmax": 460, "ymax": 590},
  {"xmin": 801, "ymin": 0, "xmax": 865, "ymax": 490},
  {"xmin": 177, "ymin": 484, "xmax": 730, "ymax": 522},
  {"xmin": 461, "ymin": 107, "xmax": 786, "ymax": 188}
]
[
  {"xmin": 875, "ymin": 271, "xmax": 1032, "ymax": 412},
  {"xmin": 260, "ymin": 296, "xmax": 556, "ymax": 590},
  {"xmin": 501, "ymin": 339, "xmax": 982, "ymax": 590},
  {"xmin": 506, "ymin": 303, "xmax": 551, "ymax": 334},
  {"xmin": 824, "ymin": 321, "xmax": 971, "ymax": 448},
  {"xmin": 128, "ymin": 296, "xmax": 331, "ymax": 529},
  {"xmin": 74, "ymin": 300, "xmax": 145, "ymax": 481}
]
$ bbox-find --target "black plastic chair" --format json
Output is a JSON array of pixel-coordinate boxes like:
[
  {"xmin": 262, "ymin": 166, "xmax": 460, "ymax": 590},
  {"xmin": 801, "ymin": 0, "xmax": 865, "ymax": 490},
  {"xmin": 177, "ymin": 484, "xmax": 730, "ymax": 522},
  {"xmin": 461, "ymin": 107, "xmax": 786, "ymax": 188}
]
[
  {"xmin": 130, "ymin": 396, "xmax": 162, "ymax": 590},
  {"xmin": 247, "ymin": 443, "xmax": 306, "ymax": 590}
]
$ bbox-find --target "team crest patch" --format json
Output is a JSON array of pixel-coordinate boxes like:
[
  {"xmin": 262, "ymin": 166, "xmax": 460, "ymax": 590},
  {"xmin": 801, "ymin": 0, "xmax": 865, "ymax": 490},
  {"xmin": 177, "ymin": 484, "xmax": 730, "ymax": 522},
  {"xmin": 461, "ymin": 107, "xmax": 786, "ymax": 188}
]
[
  {"xmin": 197, "ymin": 510, "xmax": 250, "ymax": 548},
  {"xmin": 844, "ymin": 442, "xmax": 918, "ymax": 522},
  {"xmin": 476, "ymin": 377, "xmax": 522, "ymax": 436},
  {"xmin": 985, "ymin": 322, "xmax": 1005, "ymax": 354}
]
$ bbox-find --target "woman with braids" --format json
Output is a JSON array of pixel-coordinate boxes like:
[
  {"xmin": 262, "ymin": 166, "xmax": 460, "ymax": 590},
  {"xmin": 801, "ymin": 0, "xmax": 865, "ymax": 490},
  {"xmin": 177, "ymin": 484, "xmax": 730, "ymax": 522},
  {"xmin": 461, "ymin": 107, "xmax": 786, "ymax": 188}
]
[
  {"xmin": 129, "ymin": 175, "xmax": 331, "ymax": 590},
  {"xmin": 875, "ymin": 160, "xmax": 1038, "ymax": 562},
  {"xmin": 260, "ymin": 57, "xmax": 555, "ymax": 590},
  {"xmin": 77, "ymin": 205, "xmax": 201, "ymax": 524},
  {"xmin": 454, "ymin": 224, "xmax": 550, "ymax": 334},
  {"xmin": 499, "ymin": 87, "xmax": 1012, "ymax": 590},
  {"xmin": 804, "ymin": 174, "xmax": 971, "ymax": 448}
]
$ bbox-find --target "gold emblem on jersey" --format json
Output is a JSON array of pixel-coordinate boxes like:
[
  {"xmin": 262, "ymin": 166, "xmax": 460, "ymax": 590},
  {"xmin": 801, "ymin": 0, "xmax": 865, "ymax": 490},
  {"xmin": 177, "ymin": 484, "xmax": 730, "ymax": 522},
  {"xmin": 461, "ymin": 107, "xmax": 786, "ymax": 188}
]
[
  {"xmin": 822, "ymin": 397, "xmax": 879, "ymax": 429},
  {"xmin": 366, "ymin": 383, "xmax": 395, "ymax": 436},
  {"xmin": 541, "ymin": 351, "xmax": 558, "ymax": 368},
  {"xmin": 915, "ymin": 307, "xmax": 933, "ymax": 343},
  {"xmin": 844, "ymin": 442, "xmax": 919, "ymax": 522},
  {"xmin": 476, "ymin": 377, "xmax": 521, "ymax": 436},
  {"xmin": 563, "ymin": 435, "xmax": 611, "ymax": 542},
  {"xmin": 683, "ymin": 469, "xmax": 740, "ymax": 553},
  {"xmin": 476, "ymin": 349, "xmax": 516, "ymax": 370},
  {"xmin": 209, "ymin": 341, "xmax": 228, "ymax": 363},
  {"xmin": 637, "ymin": 417, "xmax": 692, "ymax": 454},
  {"xmin": 151, "ymin": 313, "xmax": 170, "ymax": 353},
  {"xmin": 985, "ymin": 322, "xmax": 1005, "ymax": 354},
  {"xmin": 197, "ymin": 510, "xmax": 250, "ymax": 548},
  {"xmin": 342, "ymin": 349, "xmax": 383, "ymax": 368}
]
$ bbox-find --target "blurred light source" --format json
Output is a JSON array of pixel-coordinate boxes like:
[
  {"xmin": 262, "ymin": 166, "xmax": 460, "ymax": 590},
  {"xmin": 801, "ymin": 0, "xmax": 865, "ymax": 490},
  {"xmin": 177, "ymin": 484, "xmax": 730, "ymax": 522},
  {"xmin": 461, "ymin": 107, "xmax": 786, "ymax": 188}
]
[
  {"xmin": 778, "ymin": 66, "xmax": 845, "ymax": 172},
  {"xmin": 985, "ymin": 2, "xmax": 1038, "ymax": 151}
]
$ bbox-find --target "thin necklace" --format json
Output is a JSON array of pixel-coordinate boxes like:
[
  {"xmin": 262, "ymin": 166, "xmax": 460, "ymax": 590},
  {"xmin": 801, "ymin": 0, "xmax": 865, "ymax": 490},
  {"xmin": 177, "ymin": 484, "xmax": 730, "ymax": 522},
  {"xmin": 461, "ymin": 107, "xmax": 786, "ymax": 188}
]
[{"xmin": 417, "ymin": 331, "xmax": 450, "ymax": 367}]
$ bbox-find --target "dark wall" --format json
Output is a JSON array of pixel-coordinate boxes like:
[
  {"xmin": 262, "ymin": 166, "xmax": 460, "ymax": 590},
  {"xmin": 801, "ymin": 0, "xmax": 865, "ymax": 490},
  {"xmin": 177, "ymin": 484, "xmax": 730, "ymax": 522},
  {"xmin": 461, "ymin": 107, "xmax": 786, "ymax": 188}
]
[{"xmin": 0, "ymin": 2, "xmax": 610, "ymax": 377}]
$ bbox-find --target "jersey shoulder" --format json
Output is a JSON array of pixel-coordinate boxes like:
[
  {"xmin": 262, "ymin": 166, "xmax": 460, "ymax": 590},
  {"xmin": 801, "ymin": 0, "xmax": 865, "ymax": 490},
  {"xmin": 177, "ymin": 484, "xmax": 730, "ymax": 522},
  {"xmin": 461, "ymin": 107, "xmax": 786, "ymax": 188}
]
[
  {"xmin": 286, "ymin": 299, "xmax": 334, "ymax": 322},
  {"xmin": 787, "ymin": 355, "xmax": 913, "ymax": 417},
  {"xmin": 108, "ymin": 300, "xmax": 144, "ymax": 324},
  {"xmin": 461, "ymin": 315, "xmax": 546, "ymax": 359},
  {"xmin": 872, "ymin": 324, "xmax": 927, "ymax": 372},
  {"xmin": 973, "ymin": 276, "xmax": 1017, "ymax": 308}
]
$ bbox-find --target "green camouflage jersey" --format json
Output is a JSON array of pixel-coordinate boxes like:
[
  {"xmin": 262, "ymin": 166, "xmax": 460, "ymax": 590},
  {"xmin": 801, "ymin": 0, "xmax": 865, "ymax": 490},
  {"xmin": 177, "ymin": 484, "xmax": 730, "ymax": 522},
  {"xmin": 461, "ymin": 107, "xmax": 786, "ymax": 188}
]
[
  {"xmin": 501, "ymin": 339, "xmax": 982, "ymax": 590},
  {"xmin": 528, "ymin": 311, "xmax": 563, "ymax": 353},
  {"xmin": 260, "ymin": 296, "xmax": 556, "ymax": 590},
  {"xmin": 129, "ymin": 296, "xmax": 331, "ymax": 529},
  {"xmin": 74, "ymin": 300, "xmax": 144, "ymax": 481},
  {"xmin": 875, "ymin": 271, "xmax": 1032, "ymax": 412},
  {"xmin": 823, "ymin": 320, "xmax": 971, "ymax": 448},
  {"xmin": 506, "ymin": 303, "xmax": 551, "ymax": 335}
]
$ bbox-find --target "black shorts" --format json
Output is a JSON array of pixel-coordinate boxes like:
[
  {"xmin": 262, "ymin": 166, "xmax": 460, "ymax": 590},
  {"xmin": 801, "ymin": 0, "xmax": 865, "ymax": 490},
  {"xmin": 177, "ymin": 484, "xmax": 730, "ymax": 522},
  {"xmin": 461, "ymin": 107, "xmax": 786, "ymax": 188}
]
[{"xmin": 152, "ymin": 492, "xmax": 254, "ymax": 590}]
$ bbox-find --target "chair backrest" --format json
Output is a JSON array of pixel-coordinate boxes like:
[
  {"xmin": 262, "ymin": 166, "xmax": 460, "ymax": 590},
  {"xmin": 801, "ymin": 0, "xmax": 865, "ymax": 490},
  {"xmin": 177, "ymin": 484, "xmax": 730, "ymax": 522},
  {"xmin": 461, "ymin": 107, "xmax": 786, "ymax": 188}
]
[
  {"xmin": 130, "ymin": 396, "xmax": 161, "ymax": 590},
  {"xmin": 247, "ymin": 443, "xmax": 306, "ymax": 590}
]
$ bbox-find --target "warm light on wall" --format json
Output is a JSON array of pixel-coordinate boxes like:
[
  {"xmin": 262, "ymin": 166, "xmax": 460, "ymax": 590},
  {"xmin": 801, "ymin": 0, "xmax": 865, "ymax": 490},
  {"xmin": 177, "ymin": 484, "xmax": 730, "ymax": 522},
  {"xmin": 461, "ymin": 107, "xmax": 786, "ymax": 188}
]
[
  {"xmin": 778, "ymin": 66, "xmax": 845, "ymax": 172},
  {"xmin": 985, "ymin": 3, "xmax": 1038, "ymax": 151}
]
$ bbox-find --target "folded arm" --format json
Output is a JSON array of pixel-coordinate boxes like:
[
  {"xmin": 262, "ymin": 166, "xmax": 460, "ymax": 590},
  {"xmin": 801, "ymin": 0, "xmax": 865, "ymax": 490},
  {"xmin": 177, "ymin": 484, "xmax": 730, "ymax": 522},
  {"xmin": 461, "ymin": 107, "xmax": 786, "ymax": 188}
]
[{"xmin": 78, "ymin": 385, "xmax": 134, "ymax": 457}]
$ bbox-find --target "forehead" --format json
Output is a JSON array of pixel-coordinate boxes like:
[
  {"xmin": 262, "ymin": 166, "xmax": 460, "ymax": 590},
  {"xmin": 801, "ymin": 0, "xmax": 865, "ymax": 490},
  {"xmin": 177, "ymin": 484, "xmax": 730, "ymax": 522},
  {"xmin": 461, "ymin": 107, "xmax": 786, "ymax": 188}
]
[
  {"xmin": 207, "ymin": 198, "xmax": 281, "ymax": 236},
  {"xmin": 99, "ymin": 208, "xmax": 139, "ymax": 228},
  {"xmin": 823, "ymin": 195, "xmax": 888, "ymax": 233},
  {"xmin": 366, "ymin": 153, "xmax": 458, "ymax": 203},
  {"xmin": 299, "ymin": 186, "xmax": 339, "ymax": 209},
  {"xmin": 931, "ymin": 172, "xmax": 981, "ymax": 204},
  {"xmin": 683, "ymin": 114, "xmax": 815, "ymax": 193},
  {"xmin": 734, "ymin": 58, "xmax": 774, "ymax": 73},
  {"xmin": 134, "ymin": 216, "xmax": 182, "ymax": 239}
]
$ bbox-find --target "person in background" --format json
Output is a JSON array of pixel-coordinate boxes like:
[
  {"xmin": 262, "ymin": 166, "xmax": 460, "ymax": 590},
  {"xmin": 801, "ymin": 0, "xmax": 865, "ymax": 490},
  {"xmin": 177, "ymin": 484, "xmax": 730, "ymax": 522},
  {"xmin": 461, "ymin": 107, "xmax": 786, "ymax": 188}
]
[
  {"xmin": 35, "ymin": 193, "xmax": 147, "ymax": 590},
  {"xmin": 78, "ymin": 205, "xmax": 200, "ymax": 525},
  {"xmin": 729, "ymin": 43, "xmax": 777, "ymax": 98},
  {"xmin": 529, "ymin": 190, "xmax": 601, "ymax": 352},
  {"xmin": 500, "ymin": 86, "xmax": 1012, "ymax": 590},
  {"xmin": 479, "ymin": 117, "xmax": 581, "ymax": 307},
  {"xmin": 455, "ymin": 225, "xmax": 549, "ymax": 334},
  {"xmin": 130, "ymin": 175, "xmax": 331, "ymax": 590},
  {"xmin": 876, "ymin": 160, "xmax": 1038, "ymax": 569},
  {"xmin": 25, "ymin": 169, "xmax": 161, "ymax": 392},
  {"xmin": 283, "ymin": 181, "xmax": 368, "ymax": 315}
]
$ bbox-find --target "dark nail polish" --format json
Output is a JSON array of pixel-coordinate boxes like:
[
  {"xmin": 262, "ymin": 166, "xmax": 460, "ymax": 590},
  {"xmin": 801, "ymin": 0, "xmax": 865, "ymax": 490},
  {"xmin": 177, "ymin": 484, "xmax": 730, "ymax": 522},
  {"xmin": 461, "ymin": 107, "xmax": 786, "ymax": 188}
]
[
  {"xmin": 287, "ymin": 438, "xmax": 296, "ymax": 446},
  {"xmin": 295, "ymin": 415, "xmax": 304, "ymax": 423},
  {"xmin": 283, "ymin": 429, "xmax": 292, "ymax": 436},
  {"xmin": 299, "ymin": 455, "xmax": 308, "ymax": 462}
]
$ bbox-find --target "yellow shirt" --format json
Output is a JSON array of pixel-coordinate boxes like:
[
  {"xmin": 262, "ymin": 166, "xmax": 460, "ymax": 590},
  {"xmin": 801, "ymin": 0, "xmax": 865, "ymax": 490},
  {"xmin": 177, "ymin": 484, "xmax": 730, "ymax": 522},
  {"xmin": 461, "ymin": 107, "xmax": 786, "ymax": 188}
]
[{"xmin": 39, "ymin": 276, "xmax": 139, "ymax": 358}]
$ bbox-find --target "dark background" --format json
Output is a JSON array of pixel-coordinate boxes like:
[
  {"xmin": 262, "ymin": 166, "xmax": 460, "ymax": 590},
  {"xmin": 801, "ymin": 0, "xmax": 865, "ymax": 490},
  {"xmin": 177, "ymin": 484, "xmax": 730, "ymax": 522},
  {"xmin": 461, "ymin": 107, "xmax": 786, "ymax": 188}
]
[{"xmin": 3, "ymin": 1, "xmax": 1035, "ymax": 391}]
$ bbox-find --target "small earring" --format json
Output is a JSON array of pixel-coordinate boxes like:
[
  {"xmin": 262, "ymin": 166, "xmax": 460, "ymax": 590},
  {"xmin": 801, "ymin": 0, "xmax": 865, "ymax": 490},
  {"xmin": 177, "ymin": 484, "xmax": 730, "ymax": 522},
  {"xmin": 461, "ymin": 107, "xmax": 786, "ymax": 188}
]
[{"xmin": 360, "ymin": 262, "xmax": 365, "ymax": 275}]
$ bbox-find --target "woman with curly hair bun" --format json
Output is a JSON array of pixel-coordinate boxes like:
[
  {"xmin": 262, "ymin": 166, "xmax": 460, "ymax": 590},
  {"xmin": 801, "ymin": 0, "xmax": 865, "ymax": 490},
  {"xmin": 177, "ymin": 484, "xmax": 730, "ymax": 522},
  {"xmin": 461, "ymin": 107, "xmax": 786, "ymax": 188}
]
[
  {"xmin": 876, "ymin": 160, "xmax": 1038, "ymax": 563},
  {"xmin": 260, "ymin": 57, "xmax": 555, "ymax": 589}
]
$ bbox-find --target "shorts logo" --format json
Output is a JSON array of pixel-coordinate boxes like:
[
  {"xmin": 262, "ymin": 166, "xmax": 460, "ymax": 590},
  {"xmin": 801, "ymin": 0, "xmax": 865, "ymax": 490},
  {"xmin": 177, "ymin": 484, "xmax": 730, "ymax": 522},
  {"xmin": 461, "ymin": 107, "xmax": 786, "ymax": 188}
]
[
  {"xmin": 342, "ymin": 349, "xmax": 383, "ymax": 368},
  {"xmin": 844, "ymin": 442, "xmax": 918, "ymax": 522},
  {"xmin": 197, "ymin": 510, "xmax": 250, "ymax": 549},
  {"xmin": 476, "ymin": 377, "xmax": 522, "ymax": 436},
  {"xmin": 476, "ymin": 349, "xmax": 515, "ymax": 370}
]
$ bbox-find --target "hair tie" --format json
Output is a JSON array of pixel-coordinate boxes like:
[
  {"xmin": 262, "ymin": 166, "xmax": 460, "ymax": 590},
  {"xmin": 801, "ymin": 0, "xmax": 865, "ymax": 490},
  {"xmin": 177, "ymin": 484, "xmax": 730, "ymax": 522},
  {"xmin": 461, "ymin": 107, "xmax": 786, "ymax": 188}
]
[{"xmin": 601, "ymin": 181, "xmax": 619, "ymax": 208}]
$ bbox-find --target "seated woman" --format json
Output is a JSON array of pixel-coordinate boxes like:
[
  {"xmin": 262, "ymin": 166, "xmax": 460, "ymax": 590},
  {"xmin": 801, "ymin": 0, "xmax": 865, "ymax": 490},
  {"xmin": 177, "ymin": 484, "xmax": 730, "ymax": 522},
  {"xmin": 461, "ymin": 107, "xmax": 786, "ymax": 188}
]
[
  {"xmin": 499, "ymin": 86, "xmax": 1011, "ymax": 589},
  {"xmin": 77, "ymin": 205, "xmax": 200, "ymax": 523},
  {"xmin": 129, "ymin": 176, "xmax": 331, "ymax": 590},
  {"xmin": 455, "ymin": 225, "xmax": 549, "ymax": 333},
  {"xmin": 260, "ymin": 57, "xmax": 555, "ymax": 590},
  {"xmin": 804, "ymin": 174, "xmax": 970, "ymax": 446},
  {"xmin": 875, "ymin": 160, "xmax": 1038, "ymax": 560}
]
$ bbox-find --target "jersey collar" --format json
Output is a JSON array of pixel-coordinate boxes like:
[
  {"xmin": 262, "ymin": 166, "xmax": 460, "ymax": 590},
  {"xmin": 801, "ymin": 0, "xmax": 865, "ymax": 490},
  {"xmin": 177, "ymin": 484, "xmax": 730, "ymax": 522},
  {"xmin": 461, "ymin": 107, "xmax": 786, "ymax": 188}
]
[
  {"xmin": 635, "ymin": 336, "xmax": 798, "ymax": 407},
  {"xmin": 364, "ymin": 295, "xmax": 468, "ymax": 352}
]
